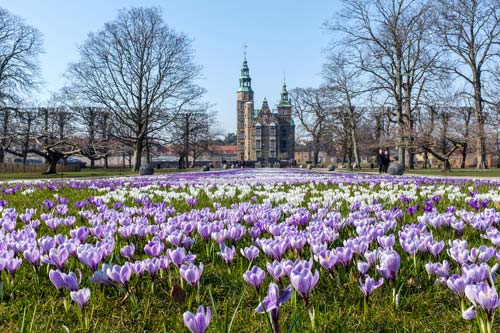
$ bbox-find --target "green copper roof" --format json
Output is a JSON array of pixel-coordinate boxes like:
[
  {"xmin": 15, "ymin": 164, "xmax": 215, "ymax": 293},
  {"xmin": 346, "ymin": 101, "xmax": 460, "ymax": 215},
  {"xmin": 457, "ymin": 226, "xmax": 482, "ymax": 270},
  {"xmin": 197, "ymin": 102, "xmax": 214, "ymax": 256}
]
[
  {"xmin": 239, "ymin": 57, "xmax": 252, "ymax": 92},
  {"xmin": 279, "ymin": 82, "xmax": 292, "ymax": 107},
  {"xmin": 238, "ymin": 86, "xmax": 253, "ymax": 92}
]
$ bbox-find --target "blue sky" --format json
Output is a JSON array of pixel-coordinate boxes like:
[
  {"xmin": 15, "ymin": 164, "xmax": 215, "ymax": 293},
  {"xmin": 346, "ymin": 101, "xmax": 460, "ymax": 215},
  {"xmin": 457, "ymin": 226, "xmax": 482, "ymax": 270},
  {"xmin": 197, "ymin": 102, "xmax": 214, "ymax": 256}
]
[{"xmin": 0, "ymin": 0, "xmax": 341, "ymax": 133}]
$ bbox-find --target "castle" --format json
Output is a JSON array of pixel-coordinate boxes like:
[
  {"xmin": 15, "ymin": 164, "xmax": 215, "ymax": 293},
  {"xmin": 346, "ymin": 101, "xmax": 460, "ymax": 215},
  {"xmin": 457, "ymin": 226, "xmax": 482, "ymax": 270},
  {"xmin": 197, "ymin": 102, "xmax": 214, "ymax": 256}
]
[{"xmin": 236, "ymin": 56, "xmax": 295, "ymax": 164}]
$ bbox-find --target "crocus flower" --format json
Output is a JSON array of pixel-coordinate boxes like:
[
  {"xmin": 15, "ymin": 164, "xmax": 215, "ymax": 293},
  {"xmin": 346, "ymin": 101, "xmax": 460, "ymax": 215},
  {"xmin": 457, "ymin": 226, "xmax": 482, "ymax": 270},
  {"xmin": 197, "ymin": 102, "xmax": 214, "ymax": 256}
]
[
  {"xmin": 183, "ymin": 305, "xmax": 211, "ymax": 333},
  {"xmin": 105, "ymin": 263, "xmax": 132, "ymax": 289},
  {"xmin": 256, "ymin": 283, "xmax": 293, "ymax": 313},
  {"xmin": 217, "ymin": 244, "xmax": 236, "ymax": 265},
  {"xmin": 240, "ymin": 245, "xmax": 260, "ymax": 261},
  {"xmin": 180, "ymin": 262, "xmax": 204, "ymax": 287},
  {"xmin": 186, "ymin": 198, "xmax": 198, "ymax": 208},
  {"xmin": 377, "ymin": 250, "xmax": 400, "ymax": 282},
  {"xmin": 290, "ymin": 267, "xmax": 319, "ymax": 306},
  {"xmin": 77, "ymin": 247, "xmax": 104, "ymax": 271},
  {"xmin": 6, "ymin": 257, "xmax": 22, "ymax": 275},
  {"xmin": 43, "ymin": 247, "xmax": 70, "ymax": 270},
  {"xmin": 23, "ymin": 248, "xmax": 41, "ymax": 268},
  {"xmin": 267, "ymin": 260, "xmax": 285, "ymax": 284},
  {"xmin": 70, "ymin": 288, "xmax": 91, "ymax": 309},
  {"xmin": 167, "ymin": 247, "xmax": 195, "ymax": 268},
  {"xmin": 256, "ymin": 283, "xmax": 292, "ymax": 333},
  {"xmin": 358, "ymin": 275, "xmax": 383, "ymax": 298},
  {"xmin": 49, "ymin": 269, "xmax": 79, "ymax": 291},
  {"xmin": 243, "ymin": 265, "xmax": 266, "ymax": 293},
  {"xmin": 120, "ymin": 244, "xmax": 135, "ymax": 260},
  {"xmin": 465, "ymin": 282, "xmax": 500, "ymax": 317}
]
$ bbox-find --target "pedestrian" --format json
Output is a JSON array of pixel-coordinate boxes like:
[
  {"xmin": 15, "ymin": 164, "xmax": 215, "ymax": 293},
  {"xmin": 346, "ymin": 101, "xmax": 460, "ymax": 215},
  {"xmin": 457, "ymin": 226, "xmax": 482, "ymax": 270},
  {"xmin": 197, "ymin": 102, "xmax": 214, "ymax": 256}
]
[
  {"xmin": 382, "ymin": 150, "xmax": 390, "ymax": 173},
  {"xmin": 376, "ymin": 149, "xmax": 384, "ymax": 174}
]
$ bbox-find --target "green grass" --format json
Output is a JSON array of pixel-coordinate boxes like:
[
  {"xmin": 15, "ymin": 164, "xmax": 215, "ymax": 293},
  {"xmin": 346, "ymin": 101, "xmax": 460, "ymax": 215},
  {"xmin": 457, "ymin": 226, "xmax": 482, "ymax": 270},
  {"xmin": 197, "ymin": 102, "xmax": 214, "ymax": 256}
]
[
  {"xmin": 334, "ymin": 166, "xmax": 500, "ymax": 177},
  {"xmin": 0, "ymin": 175, "xmax": 496, "ymax": 332},
  {"xmin": 0, "ymin": 167, "xmax": 202, "ymax": 180}
]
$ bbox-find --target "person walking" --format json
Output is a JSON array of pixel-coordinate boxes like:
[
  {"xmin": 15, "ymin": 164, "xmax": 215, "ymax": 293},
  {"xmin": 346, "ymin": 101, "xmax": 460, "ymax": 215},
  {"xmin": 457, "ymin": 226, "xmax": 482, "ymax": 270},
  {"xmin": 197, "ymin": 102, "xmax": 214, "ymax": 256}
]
[
  {"xmin": 382, "ymin": 150, "xmax": 390, "ymax": 173},
  {"xmin": 376, "ymin": 149, "xmax": 384, "ymax": 174}
]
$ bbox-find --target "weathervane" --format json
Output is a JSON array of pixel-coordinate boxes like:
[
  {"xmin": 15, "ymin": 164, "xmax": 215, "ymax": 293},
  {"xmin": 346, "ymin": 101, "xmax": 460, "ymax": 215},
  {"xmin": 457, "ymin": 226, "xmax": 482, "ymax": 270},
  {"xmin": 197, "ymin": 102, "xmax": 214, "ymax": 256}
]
[{"xmin": 244, "ymin": 43, "xmax": 247, "ymax": 59}]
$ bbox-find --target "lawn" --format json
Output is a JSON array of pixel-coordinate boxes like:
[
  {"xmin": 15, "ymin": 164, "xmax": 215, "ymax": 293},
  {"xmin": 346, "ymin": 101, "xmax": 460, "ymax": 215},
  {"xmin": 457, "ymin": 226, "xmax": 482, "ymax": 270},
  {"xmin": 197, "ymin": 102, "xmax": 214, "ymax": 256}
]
[
  {"xmin": 0, "ymin": 169, "xmax": 499, "ymax": 332},
  {"xmin": 0, "ymin": 167, "xmax": 201, "ymax": 181}
]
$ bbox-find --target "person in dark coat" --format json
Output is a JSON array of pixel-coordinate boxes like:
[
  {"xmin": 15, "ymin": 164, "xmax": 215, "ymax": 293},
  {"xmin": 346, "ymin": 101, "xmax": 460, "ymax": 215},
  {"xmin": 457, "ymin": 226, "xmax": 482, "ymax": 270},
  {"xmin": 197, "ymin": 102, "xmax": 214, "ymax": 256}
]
[
  {"xmin": 376, "ymin": 149, "xmax": 384, "ymax": 174},
  {"xmin": 382, "ymin": 150, "xmax": 390, "ymax": 173}
]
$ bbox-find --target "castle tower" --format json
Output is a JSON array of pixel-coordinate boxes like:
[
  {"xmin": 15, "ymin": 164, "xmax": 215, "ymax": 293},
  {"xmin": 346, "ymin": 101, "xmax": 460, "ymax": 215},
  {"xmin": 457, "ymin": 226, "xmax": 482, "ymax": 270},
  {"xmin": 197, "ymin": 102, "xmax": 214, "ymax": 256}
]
[
  {"xmin": 277, "ymin": 80, "xmax": 294, "ymax": 161},
  {"xmin": 236, "ymin": 54, "xmax": 253, "ymax": 161},
  {"xmin": 277, "ymin": 80, "xmax": 292, "ymax": 120}
]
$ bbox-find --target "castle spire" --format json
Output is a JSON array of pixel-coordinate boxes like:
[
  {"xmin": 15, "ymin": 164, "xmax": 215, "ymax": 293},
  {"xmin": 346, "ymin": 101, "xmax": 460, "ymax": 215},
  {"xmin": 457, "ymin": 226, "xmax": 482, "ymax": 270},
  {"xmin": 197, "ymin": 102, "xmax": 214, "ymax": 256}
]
[
  {"xmin": 279, "ymin": 75, "xmax": 291, "ymax": 107},
  {"xmin": 238, "ymin": 45, "xmax": 252, "ymax": 92}
]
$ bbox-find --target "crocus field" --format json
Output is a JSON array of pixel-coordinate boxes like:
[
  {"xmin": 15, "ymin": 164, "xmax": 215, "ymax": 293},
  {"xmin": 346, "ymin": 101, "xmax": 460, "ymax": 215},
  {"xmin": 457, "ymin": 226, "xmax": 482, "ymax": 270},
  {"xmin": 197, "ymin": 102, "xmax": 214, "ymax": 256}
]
[{"xmin": 2, "ymin": 169, "xmax": 500, "ymax": 332}]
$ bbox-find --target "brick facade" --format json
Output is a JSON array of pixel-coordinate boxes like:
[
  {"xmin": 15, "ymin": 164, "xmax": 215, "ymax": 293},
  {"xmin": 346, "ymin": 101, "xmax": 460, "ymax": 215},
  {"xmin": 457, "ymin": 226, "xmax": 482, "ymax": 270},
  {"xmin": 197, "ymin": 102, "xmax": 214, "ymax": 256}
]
[{"xmin": 236, "ymin": 57, "xmax": 295, "ymax": 164}]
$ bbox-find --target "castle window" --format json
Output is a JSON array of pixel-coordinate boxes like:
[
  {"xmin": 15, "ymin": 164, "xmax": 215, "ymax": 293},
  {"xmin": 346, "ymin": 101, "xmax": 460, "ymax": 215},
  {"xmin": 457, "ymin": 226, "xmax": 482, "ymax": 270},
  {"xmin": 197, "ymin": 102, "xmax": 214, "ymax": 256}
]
[
  {"xmin": 255, "ymin": 123, "xmax": 261, "ymax": 137},
  {"xmin": 280, "ymin": 140, "xmax": 287, "ymax": 152},
  {"xmin": 281, "ymin": 127, "xmax": 287, "ymax": 136},
  {"xmin": 256, "ymin": 150, "xmax": 261, "ymax": 158},
  {"xmin": 270, "ymin": 139, "xmax": 275, "ymax": 149},
  {"xmin": 256, "ymin": 139, "xmax": 261, "ymax": 149},
  {"xmin": 270, "ymin": 123, "xmax": 276, "ymax": 136},
  {"xmin": 270, "ymin": 150, "xmax": 276, "ymax": 158}
]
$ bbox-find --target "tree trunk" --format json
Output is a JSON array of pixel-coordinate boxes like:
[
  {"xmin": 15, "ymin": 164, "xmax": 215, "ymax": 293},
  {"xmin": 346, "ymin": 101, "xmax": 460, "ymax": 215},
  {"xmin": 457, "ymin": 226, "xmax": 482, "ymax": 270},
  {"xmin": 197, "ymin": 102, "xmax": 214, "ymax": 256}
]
[
  {"xmin": 473, "ymin": 74, "xmax": 487, "ymax": 169},
  {"xmin": 348, "ymin": 107, "xmax": 361, "ymax": 168},
  {"xmin": 44, "ymin": 160, "xmax": 58, "ymax": 174},
  {"xmin": 460, "ymin": 143, "xmax": 468, "ymax": 169},
  {"xmin": 422, "ymin": 150, "xmax": 428, "ymax": 169},
  {"xmin": 104, "ymin": 156, "xmax": 109, "ymax": 169},
  {"xmin": 133, "ymin": 139, "xmax": 144, "ymax": 171},
  {"xmin": 90, "ymin": 159, "xmax": 95, "ymax": 169}
]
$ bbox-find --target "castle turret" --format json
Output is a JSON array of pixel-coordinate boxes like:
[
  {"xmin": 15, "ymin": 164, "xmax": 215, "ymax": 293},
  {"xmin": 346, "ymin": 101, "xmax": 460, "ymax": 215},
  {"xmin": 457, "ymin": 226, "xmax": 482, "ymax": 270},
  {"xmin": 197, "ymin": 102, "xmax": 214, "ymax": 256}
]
[
  {"xmin": 277, "ymin": 80, "xmax": 292, "ymax": 120},
  {"xmin": 237, "ymin": 54, "xmax": 254, "ymax": 161}
]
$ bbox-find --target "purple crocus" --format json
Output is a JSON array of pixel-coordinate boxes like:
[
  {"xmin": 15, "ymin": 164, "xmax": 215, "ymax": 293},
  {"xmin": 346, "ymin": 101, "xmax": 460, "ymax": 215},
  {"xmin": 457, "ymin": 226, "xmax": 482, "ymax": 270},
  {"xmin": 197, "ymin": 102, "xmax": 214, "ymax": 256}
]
[
  {"xmin": 105, "ymin": 263, "xmax": 132, "ymax": 289},
  {"xmin": 43, "ymin": 247, "xmax": 70, "ymax": 270},
  {"xmin": 23, "ymin": 248, "xmax": 41, "ymax": 268},
  {"xmin": 290, "ymin": 267, "xmax": 319, "ymax": 306},
  {"xmin": 5, "ymin": 257, "xmax": 22, "ymax": 275},
  {"xmin": 183, "ymin": 305, "xmax": 211, "ymax": 333},
  {"xmin": 186, "ymin": 198, "xmax": 198, "ymax": 208},
  {"xmin": 243, "ymin": 265, "xmax": 266, "ymax": 293},
  {"xmin": 217, "ymin": 244, "xmax": 236, "ymax": 265},
  {"xmin": 446, "ymin": 274, "xmax": 469, "ymax": 298},
  {"xmin": 266, "ymin": 260, "xmax": 285, "ymax": 284},
  {"xmin": 144, "ymin": 240, "xmax": 165, "ymax": 257},
  {"xmin": 376, "ymin": 250, "xmax": 400, "ymax": 282},
  {"xmin": 240, "ymin": 245, "xmax": 260, "ymax": 262},
  {"xmin": 77, "ymin": 247, "xmax": 104, "ymax": 271},
  {"xmin": 465, "ymin": 282, "xmax": 500, "ymax": 317},
  {"xmin": 70, "ymin": 288, "xmax": 91, "ymax": 309},
  {"xmin": 376, "ymin": 250, "xmax": 400, "ymax": 304},
  {"xmin": 120, "ymin": 244, "xmax": 135, "ymax": 260},
  {"xmin": 256, "ymin": 283, "xmax": 292, "ymax": 333},
  {"xmin": 167, "ymin": 247, "xmax": 195, "ymax": 268},
  {"xmin": 49, "ymin": 269, "xmax": 79, "ymax": 291},
  {"xmin": 180, "ymin": 262, "xmax": 204, "ymax": 287},
  {"xmin": 358, "ymin": 275, "xmax": 383, "ymax": 298}
]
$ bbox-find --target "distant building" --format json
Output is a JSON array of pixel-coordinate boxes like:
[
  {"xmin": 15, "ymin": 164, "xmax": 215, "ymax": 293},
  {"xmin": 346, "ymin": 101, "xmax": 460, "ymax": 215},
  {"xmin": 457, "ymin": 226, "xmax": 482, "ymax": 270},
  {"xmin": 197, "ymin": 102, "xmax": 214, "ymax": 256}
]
[{"xmin": 236, "ymin": 56, "xmax": 295, "ymax": 164}]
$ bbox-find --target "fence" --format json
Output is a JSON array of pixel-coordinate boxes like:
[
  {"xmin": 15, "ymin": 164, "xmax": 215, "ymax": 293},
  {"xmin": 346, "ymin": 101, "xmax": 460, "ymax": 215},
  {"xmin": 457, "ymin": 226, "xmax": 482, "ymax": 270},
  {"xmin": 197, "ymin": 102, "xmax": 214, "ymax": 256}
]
[{"xmin": 0, "ymin": 163, "xmax": 81, "ymax": 174}]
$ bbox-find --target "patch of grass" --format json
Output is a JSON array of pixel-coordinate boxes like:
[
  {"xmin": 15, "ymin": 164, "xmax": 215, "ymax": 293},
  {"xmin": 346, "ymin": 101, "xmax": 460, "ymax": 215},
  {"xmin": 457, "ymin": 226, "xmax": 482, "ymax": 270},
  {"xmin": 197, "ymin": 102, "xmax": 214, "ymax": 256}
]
[{"xmin": 0, "ymin": 167, "xmax": 202, "ymax": 181}]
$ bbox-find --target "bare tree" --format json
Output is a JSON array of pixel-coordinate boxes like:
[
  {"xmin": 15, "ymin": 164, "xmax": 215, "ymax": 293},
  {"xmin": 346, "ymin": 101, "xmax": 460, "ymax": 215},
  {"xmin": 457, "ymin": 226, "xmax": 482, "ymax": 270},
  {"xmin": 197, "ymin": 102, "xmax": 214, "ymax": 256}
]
[
  {"xmin": 328, "ymin": 0, "xmax": 439, "ymax": 169},
  {"xmin": 65, "ymin": 7, "xmax": 204, "ymax": 171},
  {"xmin": 2, "ymin": 106, "xmax": 81, "ymax": 174},
  {"xmin": 323, "ymin": 52, "xmax": 369, "ymax": 168},
  {"xmin": 290, "ymin": 87, "xmax": 334, "ymax": 166},
  {"xmin": 169, "ymin": 104, "xmax": 218, "ymax": 168},
  {"xmin": 435, "ymin": 0, "xmax": 500, "ymax": 168},
  {"xmin": 0, "ymin": 7, "xmax": 43, "ymax": 163}
]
